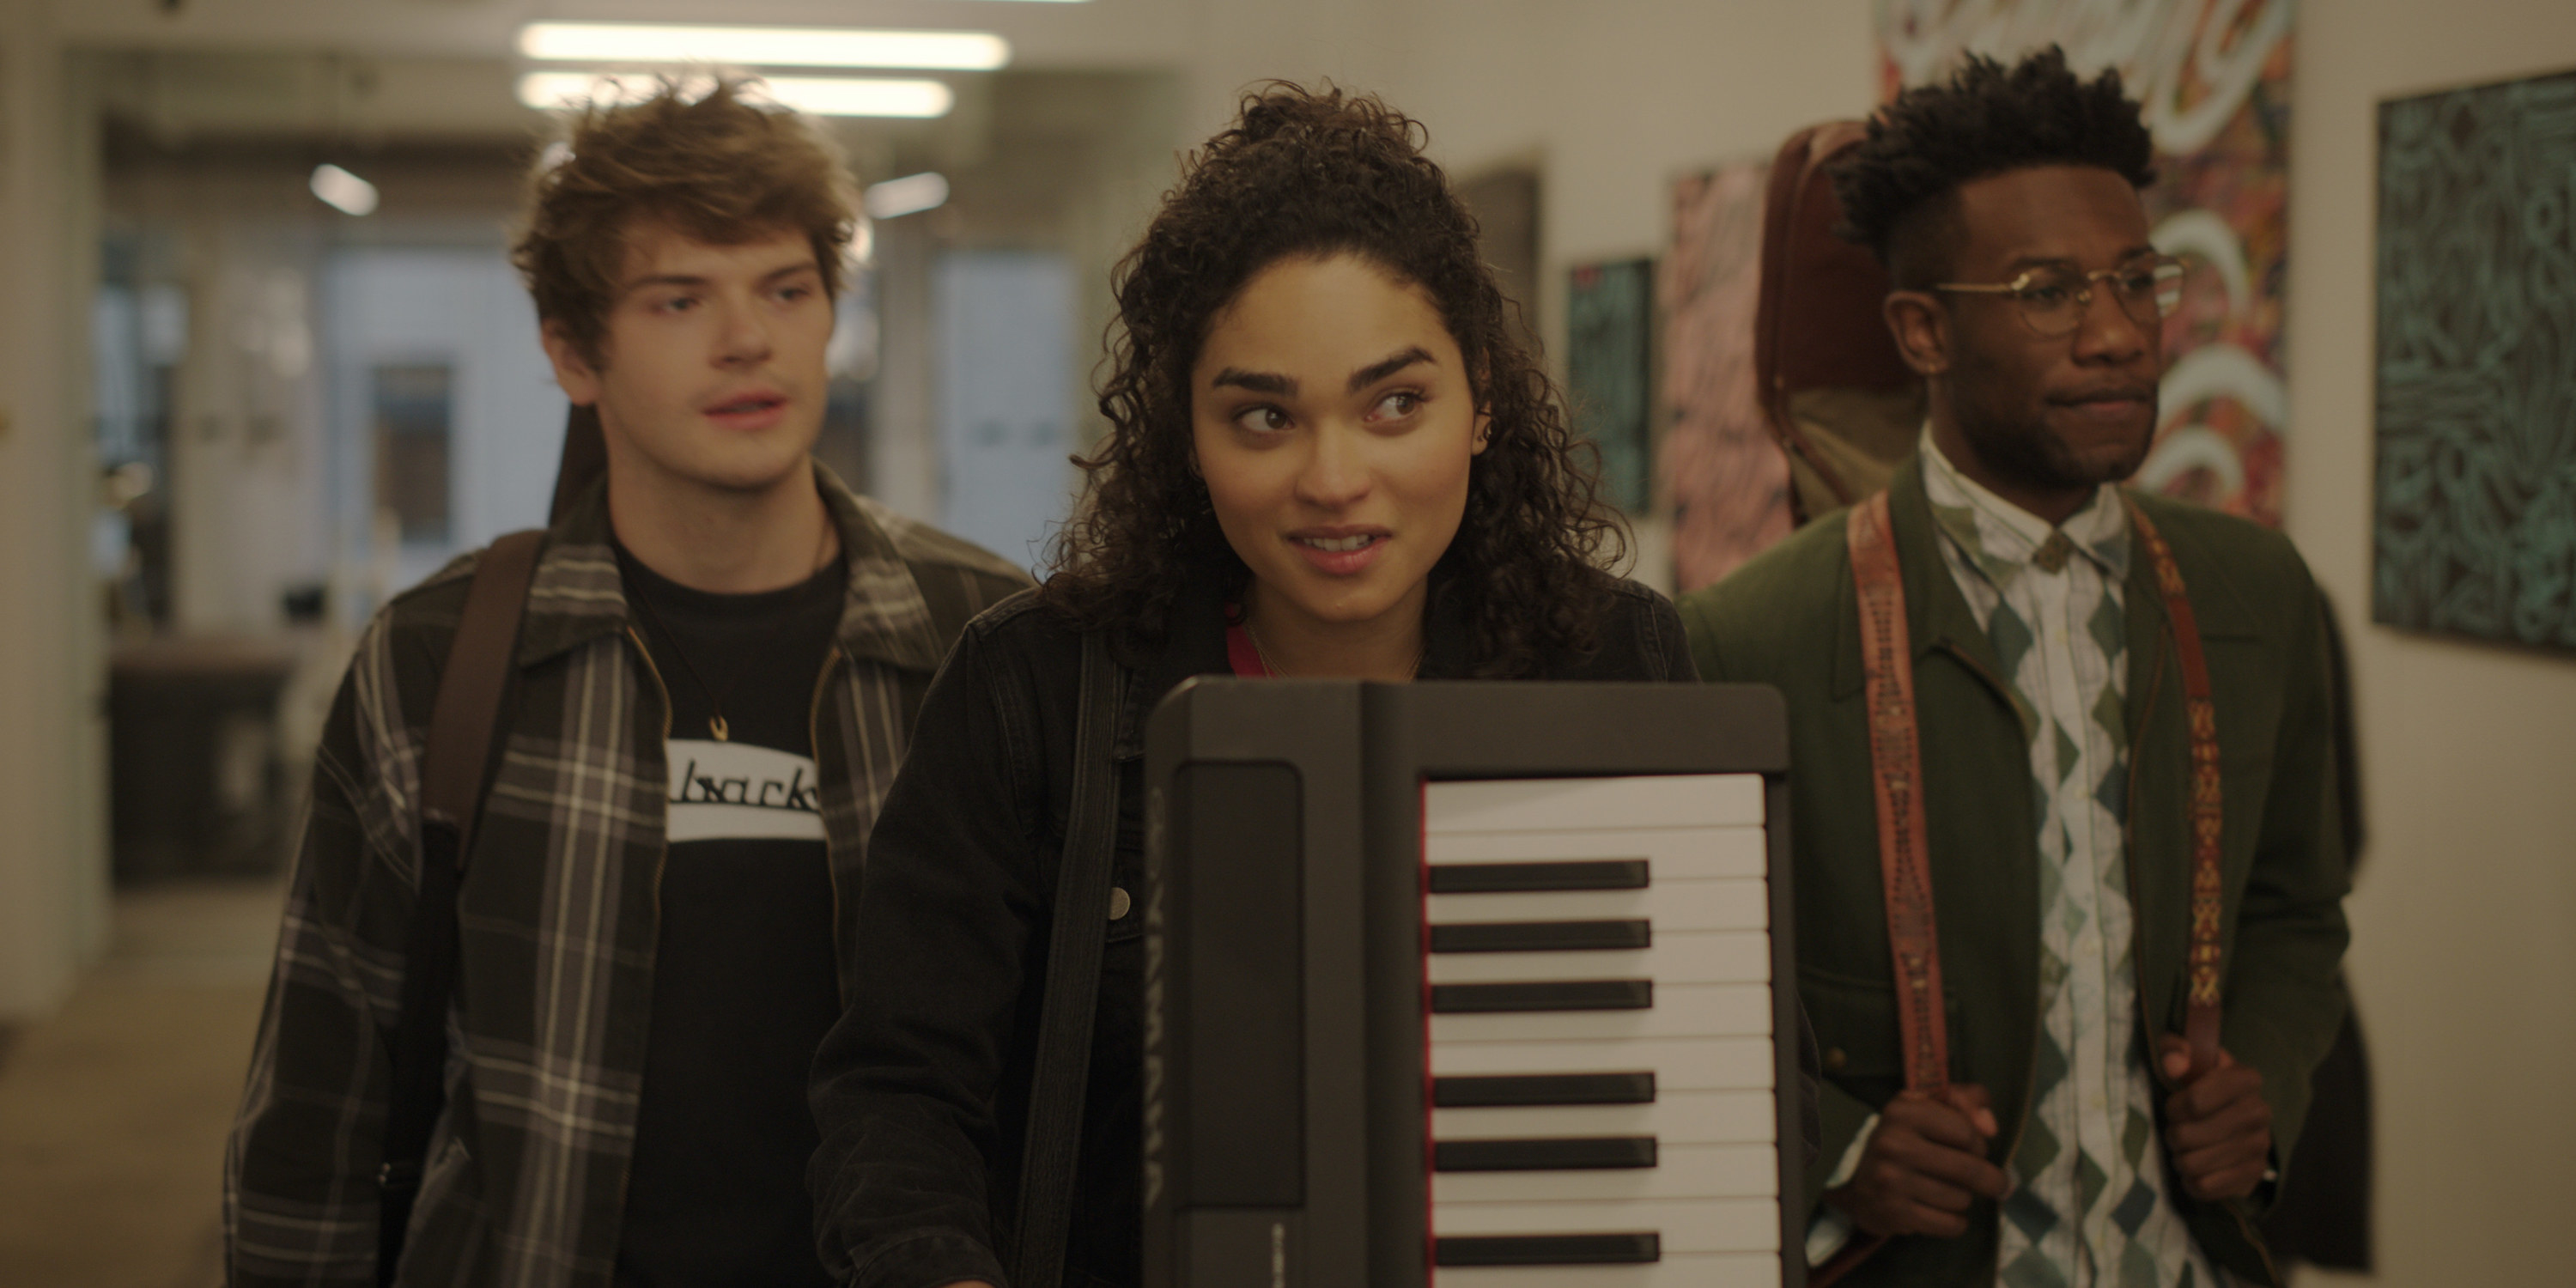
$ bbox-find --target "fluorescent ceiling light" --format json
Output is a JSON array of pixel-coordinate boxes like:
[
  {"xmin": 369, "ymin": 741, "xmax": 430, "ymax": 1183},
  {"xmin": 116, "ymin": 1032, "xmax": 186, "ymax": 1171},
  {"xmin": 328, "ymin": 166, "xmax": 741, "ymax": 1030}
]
[
  {"xmin": 865, "ymin": 173, "xmax": 950, "ymax": 220},
  {"xmin": 517, "ymin": 73, "xmax": 955, "ymax": 119},
  {"xmin": 309, "ymin": 163, "xmax": 379, "ymax": 216},
  {"xmin": 519, "ymin": 22, "xmax": 1010, "ymax": 70}
]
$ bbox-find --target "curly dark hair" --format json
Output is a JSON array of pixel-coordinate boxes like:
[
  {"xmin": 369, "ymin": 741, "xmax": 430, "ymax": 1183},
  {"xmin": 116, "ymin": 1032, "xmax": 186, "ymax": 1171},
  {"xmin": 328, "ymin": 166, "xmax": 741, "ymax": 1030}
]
[
  {"xmin": 1043, "ymin": 82, "xmax": 1625, "ymax": 677},
  {"xmin": 1830, "ymin": 46, "xmax": 2156, "ymax": 287}
]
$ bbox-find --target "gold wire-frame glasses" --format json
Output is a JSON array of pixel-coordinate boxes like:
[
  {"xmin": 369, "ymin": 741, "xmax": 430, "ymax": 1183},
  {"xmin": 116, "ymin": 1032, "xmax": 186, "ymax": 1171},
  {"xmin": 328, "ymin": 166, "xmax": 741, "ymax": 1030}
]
[{"xmin": 1931, "ymin": 253, "xmax": 2187, "ymax": 337}]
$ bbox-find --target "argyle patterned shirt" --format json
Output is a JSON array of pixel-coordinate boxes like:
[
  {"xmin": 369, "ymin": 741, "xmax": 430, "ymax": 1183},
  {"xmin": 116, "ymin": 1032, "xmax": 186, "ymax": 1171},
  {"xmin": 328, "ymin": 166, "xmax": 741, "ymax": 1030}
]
[{"xmin": 1920, "ymin": 434, "xmax": 2219, "ymax": 1288}]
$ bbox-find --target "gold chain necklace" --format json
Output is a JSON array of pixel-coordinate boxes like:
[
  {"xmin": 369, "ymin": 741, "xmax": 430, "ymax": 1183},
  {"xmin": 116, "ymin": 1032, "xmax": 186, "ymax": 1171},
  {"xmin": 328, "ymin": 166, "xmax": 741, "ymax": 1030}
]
[{"xmin": 624, "ymin": 516, "xmax": 835, "ymax": 741}]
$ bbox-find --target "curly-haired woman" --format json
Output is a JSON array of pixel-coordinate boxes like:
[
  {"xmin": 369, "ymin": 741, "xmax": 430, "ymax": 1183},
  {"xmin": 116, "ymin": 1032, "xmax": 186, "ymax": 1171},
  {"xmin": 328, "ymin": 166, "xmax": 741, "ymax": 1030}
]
[{"xmin": 808, "ymin": 84, "xmax": 1698, "ymax": 1288}]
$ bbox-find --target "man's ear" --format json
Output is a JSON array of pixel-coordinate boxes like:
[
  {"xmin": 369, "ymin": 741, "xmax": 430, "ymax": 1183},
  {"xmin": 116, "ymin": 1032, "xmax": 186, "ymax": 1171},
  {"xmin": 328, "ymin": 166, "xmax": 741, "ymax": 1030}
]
[
  {"xmin": 1883, "ymin": 290, "xmax": 1951, "ymax": 377},
  {"xmin": 540, "ymin": 319, "xmax": 604, "ymax": 406}
]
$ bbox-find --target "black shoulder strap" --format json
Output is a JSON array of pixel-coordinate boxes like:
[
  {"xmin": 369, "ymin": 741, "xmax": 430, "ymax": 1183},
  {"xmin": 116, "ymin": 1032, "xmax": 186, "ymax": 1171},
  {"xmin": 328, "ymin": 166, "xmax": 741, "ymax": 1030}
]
[
  {"xmin": 376, "ymin": 528, "xmax": 544, "ymax": 1285},
  {"xmin": 1006, "ymin": 632, "xmax": 1127, "ymax": 1288}
]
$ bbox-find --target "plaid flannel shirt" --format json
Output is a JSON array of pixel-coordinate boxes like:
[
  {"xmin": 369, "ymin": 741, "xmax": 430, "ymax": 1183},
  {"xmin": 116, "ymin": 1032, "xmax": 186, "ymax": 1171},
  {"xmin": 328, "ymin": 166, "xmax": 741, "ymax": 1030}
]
[{"xmin": 224, "ymin": 465, "xmax": 1030, "ymax": 1288}]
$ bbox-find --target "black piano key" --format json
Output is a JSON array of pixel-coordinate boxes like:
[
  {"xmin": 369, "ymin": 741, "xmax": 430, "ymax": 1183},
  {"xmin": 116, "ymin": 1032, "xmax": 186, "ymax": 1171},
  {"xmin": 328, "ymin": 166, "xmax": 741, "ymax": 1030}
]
[
  {"xmin": 1434, "ymin": 1233, "xmax": 1662, "ymax": 1267},
  {"xmin": 1431, "ymin": 1072, "xmax": 1656, "ymax": 1107},
  {"xmin": 1434, "ymin": 1135, "xmax": 1658, "ymax": 1171},
  {"xmin": 1430, "ymin": 979, "xmax": 1652, "ymax": 1013},
  {"xmin": 1427, "ymin": 859, "xmax": 1649, "ymax": 893},
  {"xmin": 1429, "ymin": 919, "xmax": 1649, "ymax": 953}
]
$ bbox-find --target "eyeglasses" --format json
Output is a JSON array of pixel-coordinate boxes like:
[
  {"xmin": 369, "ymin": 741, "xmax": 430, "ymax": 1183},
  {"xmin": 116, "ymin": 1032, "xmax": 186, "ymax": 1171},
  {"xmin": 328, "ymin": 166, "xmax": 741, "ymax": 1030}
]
[{"xmin": 1931, "ymin": 254, "xmax": 2186, "ymax": 337}]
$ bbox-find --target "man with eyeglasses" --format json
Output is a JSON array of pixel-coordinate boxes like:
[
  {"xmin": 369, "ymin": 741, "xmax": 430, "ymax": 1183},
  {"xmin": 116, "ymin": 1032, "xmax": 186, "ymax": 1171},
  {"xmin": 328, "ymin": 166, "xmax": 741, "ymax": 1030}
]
[{"xmin": 1678, "ymin": 48, "xmax": 2348, "ymax": 1287}]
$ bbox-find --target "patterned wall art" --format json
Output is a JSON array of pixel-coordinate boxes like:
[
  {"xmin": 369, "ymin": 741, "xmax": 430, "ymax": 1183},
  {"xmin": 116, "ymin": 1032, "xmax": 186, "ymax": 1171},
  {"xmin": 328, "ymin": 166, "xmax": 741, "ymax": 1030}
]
[
  {"xmin": 1878, "ymin": 0, "xmax": 2297, "ymax": 527},
  {"xmin": 1565, "ymin": 258, "xmax": 1656, "ymax": 514},
  {"xmin": 2372, "ymin": 69, "xmax": 2576, "ymax": 652},
  {"xmin": 1659, "ymin": 161, "xmax": 1795, "ymax": 589}
]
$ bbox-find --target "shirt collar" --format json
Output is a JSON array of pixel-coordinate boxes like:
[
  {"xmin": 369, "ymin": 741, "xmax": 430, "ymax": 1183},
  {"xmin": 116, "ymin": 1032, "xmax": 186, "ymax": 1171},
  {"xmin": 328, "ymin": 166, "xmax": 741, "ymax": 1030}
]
[{"xmin": 1918, "ymin": 425, "xmax": 2130, "ymax": 586}]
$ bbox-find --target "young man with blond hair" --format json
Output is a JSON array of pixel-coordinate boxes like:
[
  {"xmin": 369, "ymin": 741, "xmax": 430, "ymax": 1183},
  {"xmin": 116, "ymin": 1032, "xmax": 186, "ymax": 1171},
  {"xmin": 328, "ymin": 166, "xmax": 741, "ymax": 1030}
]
[{"xmin": 226, "ymin": 82, "xmax": 1029, "ymax": 1286}]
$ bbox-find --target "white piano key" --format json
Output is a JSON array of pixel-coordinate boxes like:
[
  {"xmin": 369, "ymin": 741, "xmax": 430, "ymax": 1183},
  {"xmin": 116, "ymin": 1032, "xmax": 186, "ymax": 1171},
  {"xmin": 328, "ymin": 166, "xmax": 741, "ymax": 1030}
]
[
  {"xmin": 1425, "ymin": 825, "xmax": 1768, "ymax": 879},
  {"xmin": 1426, "ymin": 930, "xmax": 1772, "ymax": 987},
  {"xmin": 1433, "ymin": 1143, "xmax": 1777, "ymax": 1205},
  {"xmin": 1432, "ymin": 1090, "xmax": 1777, "ymax": 1145},
  {"xmin": 1427, "ymin": 878, "xmax": 1769, "ymax": 931},
  {"xmin": 1425, "ymin": 775, "xmax": 1765, "ymax": 833},
  {"xmin": 1428, "ymin": 1036, "xmax": 1776, "ymax": 1091},
  {"xmin": 1434, "ymin": 1251, "xmax": 1783, "ymax": 1287},
  {"xmin": 1430, "ymin": 983, "xmax": 1773, "ymax": 1043},
  {"xmin": 1431, "ymin": 1198, "xmax": 1781, "ymax": 1254}
]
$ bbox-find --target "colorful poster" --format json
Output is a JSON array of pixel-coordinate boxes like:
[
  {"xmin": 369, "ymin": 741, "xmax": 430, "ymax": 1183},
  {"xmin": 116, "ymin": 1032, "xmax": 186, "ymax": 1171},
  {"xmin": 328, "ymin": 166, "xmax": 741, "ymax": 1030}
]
[
  {"xmin": 1877, "ymin": 0, "xmax": 2296, "ymax": 526},
  {"xmin": 1659, "ymin": 162, "xmax": 1794, "ymax": 589},
  {"xmin": 2372, "ymin": 70, "xmax": 2576, "ymax": 653}
]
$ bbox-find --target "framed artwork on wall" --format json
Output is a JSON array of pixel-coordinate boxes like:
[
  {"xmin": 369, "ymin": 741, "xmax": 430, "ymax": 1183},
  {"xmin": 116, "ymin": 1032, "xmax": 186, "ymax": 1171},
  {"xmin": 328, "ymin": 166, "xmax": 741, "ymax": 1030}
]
[
  {"xmin": 2372, "ymin": 67, "xmax": 2576, "ymax": 653},
  {"xmin": 1565, "ymin": 258, "xmax": 1656, "ymax": 514},
  {"xmin": 1659, "ymin": 161, "xmax": 1794, "ymax": 590}
]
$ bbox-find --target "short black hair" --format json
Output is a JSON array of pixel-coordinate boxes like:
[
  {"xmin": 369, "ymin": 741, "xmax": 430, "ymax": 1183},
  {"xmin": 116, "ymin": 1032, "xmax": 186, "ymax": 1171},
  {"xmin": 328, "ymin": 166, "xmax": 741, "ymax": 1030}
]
[{"xmin": 1830, "ymin": 46, "xmax": 2156, "ymax": 286}]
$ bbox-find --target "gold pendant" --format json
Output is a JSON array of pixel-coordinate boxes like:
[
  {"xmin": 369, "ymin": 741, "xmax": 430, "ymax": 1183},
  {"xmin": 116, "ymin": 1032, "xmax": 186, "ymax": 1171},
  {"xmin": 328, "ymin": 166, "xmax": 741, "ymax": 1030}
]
[{"xmin": 709, "ymin": 714, "xmax": 729, "ymax": 742}]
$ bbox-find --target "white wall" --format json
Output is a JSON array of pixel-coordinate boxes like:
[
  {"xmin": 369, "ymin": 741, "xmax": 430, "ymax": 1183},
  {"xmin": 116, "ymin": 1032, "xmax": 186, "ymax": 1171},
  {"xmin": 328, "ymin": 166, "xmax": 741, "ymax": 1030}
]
[
  {"xmin": 323, "ymin": 247, "xmax": 564, "ymax": 607},
  {"xmin": 2285, "ymin": 3, "xmax": 2576, "ymax": 1281},
  {"xmin": 934, "ymin": 249, "xmax": 1078, "ymax": 574},
  {"xmin": 0, "ymin": 0, "xmax": 111, "ymax": 1021},
  {"xmin": 165, "ymin": 216, "xmax": 331, "ymax": 635}
]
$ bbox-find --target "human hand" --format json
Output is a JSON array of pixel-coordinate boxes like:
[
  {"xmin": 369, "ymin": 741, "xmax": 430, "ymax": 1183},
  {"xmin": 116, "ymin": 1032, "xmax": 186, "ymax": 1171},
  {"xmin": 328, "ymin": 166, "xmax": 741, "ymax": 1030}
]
[
  {"xmin": 1822, "ymin": 1084, "xmax": 2012, "ymax": 1238},
  {"xmin": 2157, "ymin": 1036, "xmax": 2272, "ymax": 1202}
]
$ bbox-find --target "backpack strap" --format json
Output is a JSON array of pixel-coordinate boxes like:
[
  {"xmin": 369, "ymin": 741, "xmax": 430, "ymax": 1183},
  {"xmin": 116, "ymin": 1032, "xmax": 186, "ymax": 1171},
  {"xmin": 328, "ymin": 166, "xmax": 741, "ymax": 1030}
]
[
  {"xmin": 376, "ymin": 528, "xmax": 545, "ymax": 1285},
  {"xmin": 2120, "ymin": 496, "xmax": 2227, "ymax": 1071},
  {"xmin": 1007, "ymin": 632, "xmax": 1127, "ymax": 1288},
  {"xmin": 1812, "ymin": 492, "xmax": 1951, "ymax": 1287},
  {"xmin": 1848, "ymin": 490, "xmax": 1953, "ymax": 1096}
]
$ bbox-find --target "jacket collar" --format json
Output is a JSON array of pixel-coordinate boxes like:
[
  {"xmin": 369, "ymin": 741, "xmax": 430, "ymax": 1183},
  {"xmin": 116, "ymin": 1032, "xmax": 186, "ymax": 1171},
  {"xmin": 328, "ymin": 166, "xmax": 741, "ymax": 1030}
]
[
  {"xmin": 2117, "ymin": 489, "xmax": 2264, "ymax": 740},
  {"xmin": 1106, "ymin": 570, "xmax": 1481, "ymax": 760},
  {"xmin": 1832, "ymin": 459, "xmax": 2264, "ymax": 717},
  {"xmin": 1834, "ymin": 454, "xmax": 2013, "ymax": 701},
  {"xmin": 513, "ymin": 459, "xmax": 947, "ymax": 673},
  {"xmin": 1919, "ymin": 428, "xmax": 2132, "ymax": 589},
  {"xmin": 1111, "ymin": 579, "xmax": 1231, "ymax": 760}
]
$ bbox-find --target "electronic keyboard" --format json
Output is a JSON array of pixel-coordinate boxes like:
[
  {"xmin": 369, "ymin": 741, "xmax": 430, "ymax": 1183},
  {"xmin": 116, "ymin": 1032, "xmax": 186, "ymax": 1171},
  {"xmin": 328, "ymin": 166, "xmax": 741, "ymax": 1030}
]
[{"xmin": 1142, "ymin": 679, "xmax": 1800, "ymax": 1287}]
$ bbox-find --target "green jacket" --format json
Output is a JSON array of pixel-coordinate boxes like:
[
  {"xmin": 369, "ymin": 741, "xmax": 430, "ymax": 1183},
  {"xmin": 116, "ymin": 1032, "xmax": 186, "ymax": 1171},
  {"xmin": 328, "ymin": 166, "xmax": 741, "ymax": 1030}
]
[{"xmin": 1677, "ymin": 459, "xmax": 2348, "ymax": 1287}]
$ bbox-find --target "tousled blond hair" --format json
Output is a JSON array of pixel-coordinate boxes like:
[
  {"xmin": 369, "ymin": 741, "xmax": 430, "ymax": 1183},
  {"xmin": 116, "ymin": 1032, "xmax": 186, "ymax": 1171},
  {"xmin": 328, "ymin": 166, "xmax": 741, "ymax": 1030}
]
[{"xmin": 512, "ymin": 77, "xmax": 858, "ymax": 364}]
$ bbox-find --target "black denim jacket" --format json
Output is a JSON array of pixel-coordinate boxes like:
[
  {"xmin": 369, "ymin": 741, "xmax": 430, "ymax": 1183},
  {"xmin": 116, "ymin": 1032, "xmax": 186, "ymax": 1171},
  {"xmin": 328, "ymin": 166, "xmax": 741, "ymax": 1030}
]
[{"xmin": 810, "ymin": 575, "xmax": 1704, "ymax": 1288}]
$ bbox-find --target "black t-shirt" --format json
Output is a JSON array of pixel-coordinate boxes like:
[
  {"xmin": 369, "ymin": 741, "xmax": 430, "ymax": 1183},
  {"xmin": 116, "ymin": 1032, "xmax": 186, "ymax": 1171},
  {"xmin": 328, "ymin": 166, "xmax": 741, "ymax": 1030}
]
[{"xmin": 612, "ymin": 544, "xmax": 846, "ymax": 1288}]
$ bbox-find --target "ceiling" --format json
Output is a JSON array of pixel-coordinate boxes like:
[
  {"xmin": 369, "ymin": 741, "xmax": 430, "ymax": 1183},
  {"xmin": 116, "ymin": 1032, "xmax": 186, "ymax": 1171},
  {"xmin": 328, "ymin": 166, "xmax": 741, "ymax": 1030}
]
[
  {"xmin": 66, "ymin": 0, "xmax": 1193, "ymax": 167},
  {"xmin": 54, "ymin": 0, "xmax": 1194, "ymax": 70}
]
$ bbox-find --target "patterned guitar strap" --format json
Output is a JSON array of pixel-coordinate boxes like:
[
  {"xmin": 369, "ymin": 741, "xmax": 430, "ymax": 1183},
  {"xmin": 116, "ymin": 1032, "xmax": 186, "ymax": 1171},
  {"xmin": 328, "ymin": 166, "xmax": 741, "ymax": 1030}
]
[{"xmin": 1812, "ymin": 489, "xmax": 2224, "ymax": 1286}]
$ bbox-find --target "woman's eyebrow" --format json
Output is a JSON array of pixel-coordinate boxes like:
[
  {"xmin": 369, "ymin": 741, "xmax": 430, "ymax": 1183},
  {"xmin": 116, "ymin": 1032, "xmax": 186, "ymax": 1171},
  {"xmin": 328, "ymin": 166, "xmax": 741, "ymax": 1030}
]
[
  {"xmin": 1348, "ymin": 346, "xmax": 1434, "ymax": 392},
  {"xmin": 1210, "ymin": 368, "xmax": 1296, "ymax": 395}
]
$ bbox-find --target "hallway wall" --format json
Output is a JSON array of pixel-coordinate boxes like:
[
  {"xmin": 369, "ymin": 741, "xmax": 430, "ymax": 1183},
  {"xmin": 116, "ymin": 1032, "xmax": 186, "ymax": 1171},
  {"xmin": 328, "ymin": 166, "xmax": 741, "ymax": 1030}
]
[
  {"xmin": 2283, "ymin": 2, "xmax": 2576, "ymax": 1280},
  {"xmin": 0, "ymin": 0, "xmax": 110, "ymax": 1022}
]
